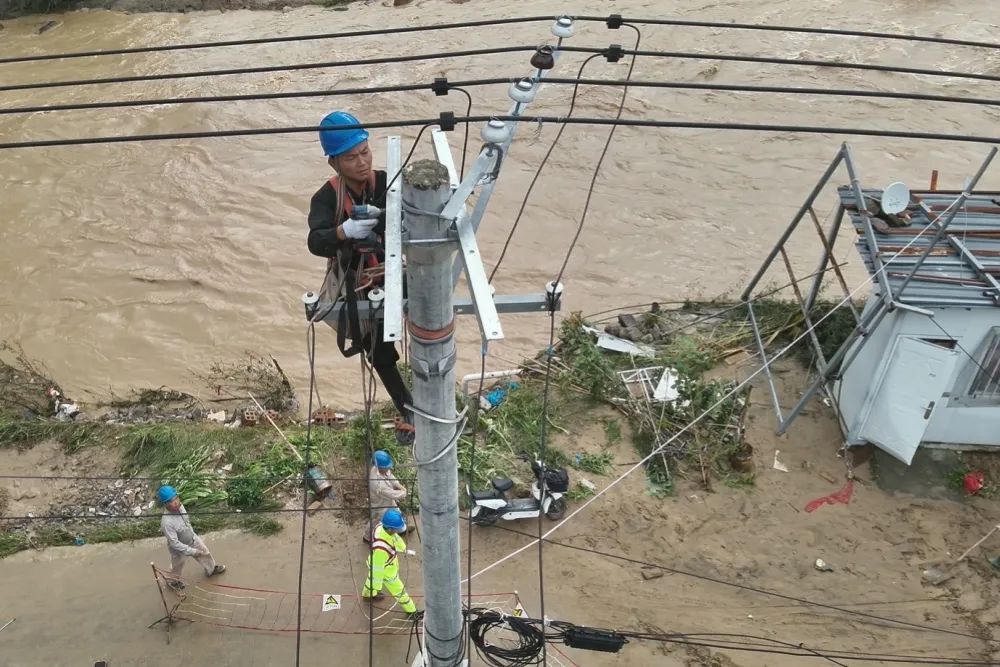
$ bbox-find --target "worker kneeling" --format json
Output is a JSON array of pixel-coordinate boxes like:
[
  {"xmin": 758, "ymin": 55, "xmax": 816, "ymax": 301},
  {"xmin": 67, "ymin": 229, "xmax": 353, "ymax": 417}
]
[{"xmin": 362, "ymin": 508, "xmax": 418, "ymax": 618}]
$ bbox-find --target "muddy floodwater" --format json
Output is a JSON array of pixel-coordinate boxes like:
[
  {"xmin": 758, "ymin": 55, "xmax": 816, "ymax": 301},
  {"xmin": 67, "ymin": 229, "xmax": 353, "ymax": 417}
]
[{"xmin": 1, "ymin": 0, "xmax": 998, "ymax": 407}]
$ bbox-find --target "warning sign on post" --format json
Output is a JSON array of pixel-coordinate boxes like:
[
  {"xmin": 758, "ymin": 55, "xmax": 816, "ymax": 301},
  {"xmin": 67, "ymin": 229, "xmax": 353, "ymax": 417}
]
[{"xmin": 321, "ymin": 594, "xmax": 341, "ymax": 611}]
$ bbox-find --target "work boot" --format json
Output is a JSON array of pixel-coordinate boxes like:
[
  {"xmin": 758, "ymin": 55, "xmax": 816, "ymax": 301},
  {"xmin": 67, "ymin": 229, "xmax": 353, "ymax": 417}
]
[
  {"xmin": 364, "ymin": 592, "xmax": 386, "ymax": 602},
  {"xmin": 209, "ymin": 564, "xmax": 226, "ymax": 577},
  {"xmin": 406, "ymin": 610, "xmax": 422, "ymax": 622}
]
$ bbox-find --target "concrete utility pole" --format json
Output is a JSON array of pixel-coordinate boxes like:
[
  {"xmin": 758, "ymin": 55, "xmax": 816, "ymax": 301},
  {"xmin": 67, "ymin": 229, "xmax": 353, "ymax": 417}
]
[
  {"xmin": 402, "ymin": 160, "xmax": 463, "ymax": 666},
  {"xmin": 303, "ymin": 17, "xmax": 587, "ymax": 667}
]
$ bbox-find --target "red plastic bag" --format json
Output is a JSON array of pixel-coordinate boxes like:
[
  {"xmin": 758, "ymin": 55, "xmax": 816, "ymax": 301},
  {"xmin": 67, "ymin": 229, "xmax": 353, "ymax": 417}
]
[
  {"xmin": 805, "ymin": 480, "xmax": 855, "ymax": 513},
  {"xmin": 963, "ymin": 471, "xmax": 985, "ymax": 495}
]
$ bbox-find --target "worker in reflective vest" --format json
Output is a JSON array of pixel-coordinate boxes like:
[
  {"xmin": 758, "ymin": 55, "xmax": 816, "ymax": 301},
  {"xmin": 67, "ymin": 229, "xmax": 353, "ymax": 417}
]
[
  {"xmin": 307, "ymin": 110, "xmax": 414, "ymax": 445},
  {"xmin": 362, "ymin": 508, "xmax": 418, "ymax": 617}
]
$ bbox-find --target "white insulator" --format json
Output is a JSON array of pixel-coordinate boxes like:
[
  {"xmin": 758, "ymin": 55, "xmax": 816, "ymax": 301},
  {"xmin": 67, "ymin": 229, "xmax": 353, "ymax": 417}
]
[
  {"xmin": 368, "ymin": 287, "xmax": 385, "ymax": 303},
  {"xmin": 508, "ymin": 78, "xmax": 537, "ymax": 104},
  {"xmin": 551, "ymin": 16, "xmax": 574, "ymax": 38},
  {"xmin": 480, "ymin": 119, "xmax": 511, "ymax": 145},
  {"xmin": 545, "ymin": 281, "xmax": 564, "ymax": 298},
  {"xmin": 302, "ymin": 291, "xmax": 320, "ymax": 306}
]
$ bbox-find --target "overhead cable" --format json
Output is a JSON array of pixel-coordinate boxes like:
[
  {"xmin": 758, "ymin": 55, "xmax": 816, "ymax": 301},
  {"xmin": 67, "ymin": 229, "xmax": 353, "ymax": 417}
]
[
  {"xmin": 468, "ymin": 193, "xmax": 980, "ymax": 591},
  {"xmin": 5, "ymin": 43, "xmax": 1000, "ymax": 94},
  {"xmin": 0, "ymin": 16, "xmax": 560, "ymax": 64},
  {"xmin": 0, "ymin": 45, "xmax": 537, "ymax": 93},
  {"xmin": 2, "ymin": 13, "xmax": 995, "ymax": 66},
  {"xmin": 556, "ymin": 45, "xmax": 1000, "ymax": 84},
  {"xmin": 7, "ymin": 116, "xmax": 1000, "ymax": 151},
  {"xmin": 8, "ymin": 75, "xmax": 996, "ymax": 119},
  {"xmin": 467, "ymin": 519, "xmax": 991, "ymax": 645}
]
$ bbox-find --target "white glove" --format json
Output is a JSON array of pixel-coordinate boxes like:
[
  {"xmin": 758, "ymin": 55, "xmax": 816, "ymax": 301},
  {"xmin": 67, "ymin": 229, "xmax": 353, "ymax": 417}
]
[
  {"xmin": 406, "ymin": 549, "xmax": 417, "ymax": 556},
  {"xmin": 341, "ymin": 217, "xmax": 378, "ymax": 240}
]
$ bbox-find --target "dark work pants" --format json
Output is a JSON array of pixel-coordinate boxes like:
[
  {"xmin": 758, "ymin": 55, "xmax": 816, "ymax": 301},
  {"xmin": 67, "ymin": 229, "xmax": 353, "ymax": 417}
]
[{"xmin": 365, "ymin": 330, "xmax": 413, "ymax": 420}]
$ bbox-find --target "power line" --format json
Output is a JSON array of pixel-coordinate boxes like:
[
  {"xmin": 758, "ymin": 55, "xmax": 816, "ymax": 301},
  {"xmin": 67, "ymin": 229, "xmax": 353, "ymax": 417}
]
[
  {"xmin": 7, "ymin": 115, "xmax": 1000, "ymax": 151},
  {"xmin": 0, "ymin": 45, "xmax": 538, "ymax": 93},
  {"xmin": 556, "ymin": 45, "xmax": 1000, "ymax": 84},
  {"xmin": 293, "ymin": 317, "xmax": 320, "ymax": 666},
  {"xmin": 468, "ymin": 519, "xmax": 991, "ymax": 645},
  {"xmin": 621, "ymin": 632, "xmax": 998, "ymax": 665},
  {"xmin": 0, "ymin": 472, "xmax": 417, "ymax": 483},
  {"xmin": 6, "ymin": 42, "xmax": 1000, "ymax": 95},
  {"xmin": 469, "ymin": 197, "xmax": 974, "ymax": 587},
  {"xmin": 488, "ymin": 55, "xmax": 604, "ymax": 283},
  {"xmin": 3, "ymin": 13, "xmax": 995, "ymax": 66},
  {"xmin": 554, "ymin": 26, "xmax": 642, "ymax": 287},
  {"xmin": 0, "ymin": 16, "xmax": 563, "ymax": 65},
  {"xmin": 617, "ymin": 16, "xmax": 1000, "ymax": 51},
  {"xmin": 18, "ymin": 74, "xmax": 989, "ymax": 122},
  {"xmin": 0, "ymin": 503, "xmax": 408, "ymax": 521}
]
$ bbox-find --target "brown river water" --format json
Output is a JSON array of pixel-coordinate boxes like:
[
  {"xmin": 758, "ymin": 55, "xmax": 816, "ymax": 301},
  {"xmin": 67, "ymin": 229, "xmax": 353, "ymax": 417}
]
[{"xmin": 1, "ymin": 0, "xmax": 998, "ymax": 408}]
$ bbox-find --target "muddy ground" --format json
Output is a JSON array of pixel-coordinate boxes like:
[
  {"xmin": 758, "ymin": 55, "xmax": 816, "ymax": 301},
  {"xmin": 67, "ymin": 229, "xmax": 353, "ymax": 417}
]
[{"xmin": 3, "ymin": 361, "xmax": 1000, "ymax": 666}]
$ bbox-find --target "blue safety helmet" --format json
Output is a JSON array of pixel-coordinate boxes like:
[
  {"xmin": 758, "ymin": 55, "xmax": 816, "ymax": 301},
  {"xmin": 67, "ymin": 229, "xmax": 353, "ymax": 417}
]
[
  {"xmin": 157, "ymin": 485, "xmax": 178, "ymax": 504},
  {"xmin": 319, "ymin": 111, "xmax": 369, "ymax": 157},
  {"xmin": 381, "ymin": 508, "xmax": 406, "ymax": 532},
  {"xmin": 373, "ymin": 450, "xmax": 393, "ymax": 469}
]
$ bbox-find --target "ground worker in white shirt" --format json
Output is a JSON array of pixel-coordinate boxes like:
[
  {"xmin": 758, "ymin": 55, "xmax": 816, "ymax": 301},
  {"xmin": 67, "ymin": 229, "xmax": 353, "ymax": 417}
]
[{"xmin": 158, "ymin": 485, "xmax": 226, "ymax": 591}]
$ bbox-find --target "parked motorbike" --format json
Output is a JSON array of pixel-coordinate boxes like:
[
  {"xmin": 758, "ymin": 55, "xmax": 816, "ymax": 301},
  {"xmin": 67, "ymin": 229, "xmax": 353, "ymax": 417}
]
[{"xmin": 468, "ymin": 454, "xmax": 569, "ymax": 525}]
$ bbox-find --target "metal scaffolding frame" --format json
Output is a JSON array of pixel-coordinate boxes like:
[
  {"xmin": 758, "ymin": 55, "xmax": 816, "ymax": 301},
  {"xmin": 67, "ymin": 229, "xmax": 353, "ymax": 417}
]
[{"xmin": 740, "ymin": 142, "xmax": 998, "ymax": 436}]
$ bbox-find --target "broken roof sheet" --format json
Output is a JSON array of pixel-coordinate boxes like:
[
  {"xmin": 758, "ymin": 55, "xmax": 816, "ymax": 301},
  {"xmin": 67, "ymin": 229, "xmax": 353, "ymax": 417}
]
[{"xmin": 840, "ymin": 186, "xmax": 1000, "ymax": 308}]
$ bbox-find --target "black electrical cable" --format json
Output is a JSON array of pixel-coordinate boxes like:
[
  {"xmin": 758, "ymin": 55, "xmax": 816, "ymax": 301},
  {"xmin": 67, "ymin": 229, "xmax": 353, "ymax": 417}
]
[
  {"xmin": 448, "ymin": 87, "xmax": 475, "ymax": 180},
  {"xmin": 293, "ymin": 320, "xmax": 318, "ymax": 667},
  {"xmin": 554, "ymin": 45, "xmax": 1000, "ymax": 85},
  {"xmin": 10, "ymin": 76, "xmax": 1000, "ymax": 118},
  {"xmin": 0, "ymin": 472, "xmax": 417, "ymax": 483},
  {"xmin": 618, "ymin": 632, "xmax": 1000, "ymax": 665},
  {"xmin": 613, "ymin": 16, "xmax": 1000, "ymax": 51},
  {"xmin": 465, "ymin": 352, "xmax": 488, "ymax": 662},
  {"xmin": 0, "ymin": 16, "xmax": 562, "ymax": 64},
  {"xmin": 13, "ymin": 115, "xmax": 1000, "ymax": 152},
  {"xmin": 467, "ymin": 609, "xmax": 546, "ymax": 667},
  {"xmin": 8, "ymin": 42, "xmax": 1000, "ymax": 95},
  {"xmin": 462, "ymin": 519, "xmax": 991, "ymax": 643},
  {"xmin": 634, "ymin": 633, "xmax": 999, "ymax": 666},
  {"xmin": 4, "ymin": 13, "xmax": 996, "ymax": 67},
  {"xmin": 0, "ymin": 45, "xmax": 539, "ymax": 93},
  {"xmin": 533, "ymin": 313, "xmax": 559, "ymax": 667},
  {"xmin": 587, "ymin": 260, "xmax": 852, "ymax": 327},
  {"xmin": 488, "ymin": 54, "xmax": 603, "ymax": 283},
  {"xmin": 0, "ymin": 503, "xmax": 413, "ymax": 522},
  {"xmin": 928, "ymin": 316, "xmax": 996, "ymax": 386},
  {"xmin": 360, "ymin": 307, "xmax": 380, "ymax": 667},
  {"xmin": 554, "ymin": 25, "xmax": 642, "ymax": 287}
]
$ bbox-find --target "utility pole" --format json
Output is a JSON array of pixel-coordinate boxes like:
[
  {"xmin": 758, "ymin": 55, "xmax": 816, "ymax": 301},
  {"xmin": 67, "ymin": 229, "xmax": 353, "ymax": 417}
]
[
  {"xmin": 402, "ymin": 160, "xmax": 463, "ymax": 666},
  {"xmin": 301, "ymin": 16, "xmax": 601, "ymax": 667}
]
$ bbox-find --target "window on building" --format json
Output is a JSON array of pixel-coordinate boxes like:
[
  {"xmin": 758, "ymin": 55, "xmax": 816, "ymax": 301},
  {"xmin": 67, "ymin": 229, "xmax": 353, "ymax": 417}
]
[{"xmin": 967, "ymin": 328, "xmax": 1000, "ymax": 401}]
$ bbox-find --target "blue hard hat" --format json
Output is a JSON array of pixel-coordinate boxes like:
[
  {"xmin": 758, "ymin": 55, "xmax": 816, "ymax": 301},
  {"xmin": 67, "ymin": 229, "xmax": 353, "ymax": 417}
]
[
  {"xmin": 381, "ymin": 508, "xmax": 406, "ymax": 532},
  {"xmin": 157, "ymin": 485, "xmax": 178, "ymax": 504},
  {"xmin": 373, "ymin": 450, "xmax": 393, "ymax": 469},
  {"xmin": 319, "ymin": 111, "xmax": 369, "ymax": 157}
]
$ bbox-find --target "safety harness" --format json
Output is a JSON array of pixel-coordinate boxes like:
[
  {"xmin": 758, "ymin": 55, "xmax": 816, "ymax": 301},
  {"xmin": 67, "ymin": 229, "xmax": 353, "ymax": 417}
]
[{"xmin": 329, "ymin": 172, "xmax": 385, "ymax": 358}]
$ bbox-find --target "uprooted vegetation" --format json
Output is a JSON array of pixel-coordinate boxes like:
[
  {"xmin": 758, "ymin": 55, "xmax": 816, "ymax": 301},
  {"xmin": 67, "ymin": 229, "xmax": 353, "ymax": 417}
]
[
  {"xmin": 0, "ymin": 295, "xmax": 857, "ymax": 557},
  {"xmin": 534, "ymin": 296, "xmax": 858, "ymax": 495}
]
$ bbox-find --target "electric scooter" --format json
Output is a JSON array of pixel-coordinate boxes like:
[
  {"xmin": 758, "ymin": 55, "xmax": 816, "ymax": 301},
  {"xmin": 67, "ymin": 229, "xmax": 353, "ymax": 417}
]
[{"xmin": 467, "ymin": 454, "xmax": 569, "ymax": 525}]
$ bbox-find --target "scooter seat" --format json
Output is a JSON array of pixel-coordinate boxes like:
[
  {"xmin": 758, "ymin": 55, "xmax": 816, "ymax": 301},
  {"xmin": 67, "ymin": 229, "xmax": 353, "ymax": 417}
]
[
  {"xmin": 491, "ymin": 478, "xmax": 514, "ymax": 493},
  {"xmin": 471, "ymin": 489, "xmax": 501, "ymax": 501}
]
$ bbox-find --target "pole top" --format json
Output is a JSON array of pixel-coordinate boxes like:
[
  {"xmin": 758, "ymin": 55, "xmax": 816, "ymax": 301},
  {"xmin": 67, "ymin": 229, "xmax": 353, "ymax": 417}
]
[{"xmin": 403, "ymin": 159, "xmax": 450, "ymax": 189}]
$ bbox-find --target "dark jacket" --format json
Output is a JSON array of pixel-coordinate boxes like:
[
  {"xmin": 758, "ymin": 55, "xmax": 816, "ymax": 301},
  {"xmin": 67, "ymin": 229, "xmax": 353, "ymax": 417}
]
[{"xmin": 307, "ymin": 170, "xmax": 388, "ymax": 259}]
